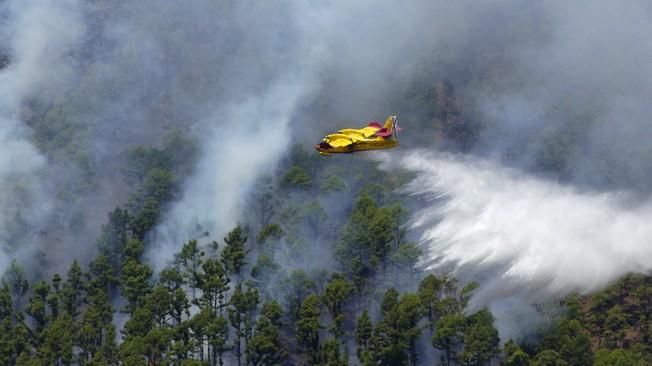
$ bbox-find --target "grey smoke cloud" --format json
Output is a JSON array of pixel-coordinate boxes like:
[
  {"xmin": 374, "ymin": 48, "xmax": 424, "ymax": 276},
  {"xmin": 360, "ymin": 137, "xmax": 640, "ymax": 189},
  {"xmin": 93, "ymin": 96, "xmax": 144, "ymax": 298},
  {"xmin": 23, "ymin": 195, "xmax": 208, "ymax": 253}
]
[
  {"xmin": 0, "ymin": 0, "xmax": 84, "ymax": 274},
  {"xmin": 470, "ymin": 1, "xmax": 652, "ymax": 191},
  {"xmin": 141, "ymin": 0, "xmax": 474, "ymax": 266},
  {"xmin": 2, "ymin": 1, "xmax": 652, "ymax": 347},
  {"xmin": 370, "ymin": 0, "xmax": 652, "ymax": 340}
]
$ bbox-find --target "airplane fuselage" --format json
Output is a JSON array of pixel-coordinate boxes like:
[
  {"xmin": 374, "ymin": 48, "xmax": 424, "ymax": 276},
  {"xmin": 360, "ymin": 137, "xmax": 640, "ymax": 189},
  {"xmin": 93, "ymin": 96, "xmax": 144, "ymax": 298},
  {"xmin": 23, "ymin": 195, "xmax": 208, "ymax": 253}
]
[{"xmin": 315, "ymin": 136, "xmax": 398, "ymax": 155}]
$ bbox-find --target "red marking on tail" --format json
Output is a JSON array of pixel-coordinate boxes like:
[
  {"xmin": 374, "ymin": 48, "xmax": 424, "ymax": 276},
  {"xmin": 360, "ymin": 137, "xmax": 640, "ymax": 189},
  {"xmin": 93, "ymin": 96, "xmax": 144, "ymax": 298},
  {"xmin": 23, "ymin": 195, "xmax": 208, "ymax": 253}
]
[{"xmin": 368, "ymin": 121, "xmax": 381, "ymax": 128}]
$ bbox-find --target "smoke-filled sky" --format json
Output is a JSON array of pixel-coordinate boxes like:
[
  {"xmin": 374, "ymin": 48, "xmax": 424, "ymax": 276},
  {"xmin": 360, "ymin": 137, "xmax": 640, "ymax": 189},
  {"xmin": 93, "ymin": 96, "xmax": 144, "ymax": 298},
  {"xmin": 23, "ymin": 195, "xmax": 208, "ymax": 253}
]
[
  {"xmin": 0, "ymin": 0, "xmax": 84, "ymax": 273},
  {"xmin": 1, "ymin": 0, "xmax": 652, "ymax": 339}
]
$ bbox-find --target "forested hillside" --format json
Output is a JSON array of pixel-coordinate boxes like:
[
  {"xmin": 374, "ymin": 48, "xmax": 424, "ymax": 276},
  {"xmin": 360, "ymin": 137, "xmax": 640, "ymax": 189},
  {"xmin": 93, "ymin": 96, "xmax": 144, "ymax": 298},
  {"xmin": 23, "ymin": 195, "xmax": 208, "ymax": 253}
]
[
  {"xmin": 3, "ymin": 1, "xmax": 652, "ymax": 365},
  {"xmin": 2, "ymin": 133, "xmax": 652, "ymax": 365}
]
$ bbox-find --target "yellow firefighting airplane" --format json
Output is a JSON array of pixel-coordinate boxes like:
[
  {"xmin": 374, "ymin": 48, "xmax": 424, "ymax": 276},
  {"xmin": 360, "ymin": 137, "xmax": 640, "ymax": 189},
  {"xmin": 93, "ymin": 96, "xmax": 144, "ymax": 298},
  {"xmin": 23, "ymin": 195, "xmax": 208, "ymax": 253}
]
[{"xmin": 315, "ymin": 115, "xmax": 400, "ymax": 156}]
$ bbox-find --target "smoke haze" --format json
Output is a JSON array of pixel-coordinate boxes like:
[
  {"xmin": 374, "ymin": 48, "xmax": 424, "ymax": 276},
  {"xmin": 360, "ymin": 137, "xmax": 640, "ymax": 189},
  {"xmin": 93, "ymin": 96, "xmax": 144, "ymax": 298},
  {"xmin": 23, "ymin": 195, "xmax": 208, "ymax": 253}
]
[
  {"xmin": 0, "ymin": 0, "xmax": 84, "ymax": 274},
  {"xmin": 0, "ymin": 0, "xmax": 651, "ymax": 343}
]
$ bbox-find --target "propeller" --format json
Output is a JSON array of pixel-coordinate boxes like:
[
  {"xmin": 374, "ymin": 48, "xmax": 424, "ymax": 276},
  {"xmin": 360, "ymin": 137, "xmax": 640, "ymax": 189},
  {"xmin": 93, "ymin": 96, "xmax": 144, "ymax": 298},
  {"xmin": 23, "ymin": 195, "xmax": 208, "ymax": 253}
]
[{"xmin": 393, "ymin": 115, "xmax": 401, "ymax": 140}]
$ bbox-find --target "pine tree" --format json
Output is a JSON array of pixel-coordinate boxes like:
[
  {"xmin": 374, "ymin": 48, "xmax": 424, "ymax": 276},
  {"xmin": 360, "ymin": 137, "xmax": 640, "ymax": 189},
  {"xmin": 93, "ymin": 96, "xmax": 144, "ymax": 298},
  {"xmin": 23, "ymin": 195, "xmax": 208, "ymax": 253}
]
[
  {"xmin": 503, "ymin": 340, "xmax": 530, "ymax": 366},
  {"xmin": 247, "ymin": 300, "xmax": 287, "ymax": 366},
  {"xmin": 6, "ymin": 260, "xmax": 29, "ymax": 312},
  {"xmin": 355, "ymin": 310, "xmax": 373, "ymax": 360},
  {"xmin": 36, "ymin": 313, "xmax": 74, "ymax": 365},
  {"xmin": 25, "ymin": 281, "xmax": 50, "ymax": 334},
  {"xmin": 221, "ymin": 225, "xmax": 248, "ymax": 281},
  {"xmin": 61, "ymin": 261, "xmax": 84, "ymax": 318},
  {"xmin": 459, "ymin": 309, "xmax": 499, "ymax": 366},
  {"xmin": 296, "ymin": 294, "xmax": 322, "ymax": 364},
  {"xmin": 322, "ymin": 274, "xmax": 352, "ymax": 340},
  {"xmin": 176, "ymin": 240, "xmax": 204, "ymax": 301},
  {"xmin": 369, "ymin": 207, "xmax": 394, "ymax": 274},
  {"xmin": 418, "ymin": 274, "xmax": 442, "ymax": 330},
  {"xmin": 159, "ymin": 267, "xmax": 190, "ymax": 325},
  {"xmin": 207, "ymin": 315, "xmax": 229, "ymax": 366},
  {"xmin": 120, "ymin": 239, "xmax": 153, "ymax": 314},
  {"xmin": 432, "ymin": 314, "xmax": 464, "ymax": 366},
  {"xmin": 78, "ymin": 255, "xmax": 118, "ymax": 364},
  {"xmin": 198, "ymin": 259, "xmax": 230, "ymax": 315},
  {"xmin": 228, "ymin": 285, "xmax": 246, "ymax": 366},
  {"xmin": 281, "ymin": 269, "xmax": 316, "ymax": 321},
  {"xmin": 97, "ymin": 207, "xmax": 131, "ymax": 268},
  {"xmin": 396, "ymin": 294, "xmax": 423, "ymax": 366},
  {"xmin": 321, "ymin": 339, "xmax": 348, "ymax": 366}
]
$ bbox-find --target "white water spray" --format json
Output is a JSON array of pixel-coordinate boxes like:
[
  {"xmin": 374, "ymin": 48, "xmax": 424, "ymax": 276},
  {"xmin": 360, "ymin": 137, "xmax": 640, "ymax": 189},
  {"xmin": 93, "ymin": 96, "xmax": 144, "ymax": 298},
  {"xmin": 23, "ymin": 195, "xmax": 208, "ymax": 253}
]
[{"xmin": 382, "ymin": 150, "xmax": 652, "ymax": 303}]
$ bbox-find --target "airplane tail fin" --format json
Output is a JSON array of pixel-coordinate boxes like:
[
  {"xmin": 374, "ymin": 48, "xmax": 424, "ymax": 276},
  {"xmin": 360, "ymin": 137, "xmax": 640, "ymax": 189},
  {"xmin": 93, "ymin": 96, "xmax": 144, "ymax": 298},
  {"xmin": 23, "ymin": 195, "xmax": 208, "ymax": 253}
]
[
  {"xmin": 382, "ymin": 115, "xmax": 395, "ymax": 130},
  {"xmin": 376, "ymin": 115, "xmax": 401, "ymax": 138}
]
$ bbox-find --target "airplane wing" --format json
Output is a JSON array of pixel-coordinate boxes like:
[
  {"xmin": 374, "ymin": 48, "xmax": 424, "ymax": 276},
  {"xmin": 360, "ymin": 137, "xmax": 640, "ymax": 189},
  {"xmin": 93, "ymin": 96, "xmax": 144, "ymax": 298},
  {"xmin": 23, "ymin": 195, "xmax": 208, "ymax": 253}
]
[
  {"xmin": 338, "ymin": 125, "xmax": 380, "ymax": 138},
  {"xmin": 325, "ymin": 133, "xmax": 354, "ymax": 147}
]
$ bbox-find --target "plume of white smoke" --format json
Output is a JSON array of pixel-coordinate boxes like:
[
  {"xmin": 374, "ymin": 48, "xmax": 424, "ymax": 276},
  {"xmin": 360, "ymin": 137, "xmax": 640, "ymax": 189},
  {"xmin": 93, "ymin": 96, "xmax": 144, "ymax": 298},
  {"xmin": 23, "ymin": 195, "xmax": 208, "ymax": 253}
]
[
  {"xmin": 144, "ymin": 0, "xmax": 481, "ymax": 267},
  {"xmin": 0, "ymin": 0, "xmax": 84, "ymax": 274},
  {"xmin": 147, "ymin": 1, "xmax": 328, "ymax": 269},
  {"xmin": 379, "ymin": 151, "xmax": 652, "ymax": 337},
  {"xmin": 149, "ymin": 78, "xmax": 308, "ymax": 269}
]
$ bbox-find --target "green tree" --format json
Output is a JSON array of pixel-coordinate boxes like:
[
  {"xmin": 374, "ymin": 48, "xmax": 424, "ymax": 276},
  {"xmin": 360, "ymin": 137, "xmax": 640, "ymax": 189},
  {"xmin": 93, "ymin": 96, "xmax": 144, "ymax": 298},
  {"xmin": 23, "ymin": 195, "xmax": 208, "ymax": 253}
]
[
  {"xmin": 188, "ymin": 308, "xmax": 211, "ymax": 362},
  {"xmin": 503, "ymin": 340, "xmax": 530, "ymax": 366},
  {"xmin": 256, "ymin": 224, "xmax": 284, "ymax": 246},
  {"xmin": 0, "ymin": 284, "xmax": 29, "ymax": 365},
  {"xmin": 129, "ymin": 168, "xmax": 177, "ymax": 240},
  {"xmin": 432, "ymin": 314, "xmax": 464, "ymax": 366},
  {"xmin": 221, "ymin": 225, "xmax": 248, "ymax": 280},
  {"xmin": 48, "ymin": 274, "xmax": 61, "ymax": 320},
  {"xmin": 321, "ymin": 338, "xmax": 348, "ymax": 366},
  {"xmin": 355, "ymin": 310, "xmax": 373, "ymax": 360},
  {"xmin": 418, "ymin": 274, "xmax": 442, "ymax": 330},
  {"xmin": 368, "ymin": 207, "xmax": 394, "ymax": 274},
  {"xmin": 255, "ymin": 186, "xmax": 277, "ymax": 229},
  {"xmin": 281, "ymin": 269, "xmax": 316, "ymax": 320},
  {"xmin": 198, "ymin": 258, "xmax": 231, "ymax": 316},
  {"xmin": 122, "ymin": 146, "xmax": 168, "ymax": 185},
  {"xmin": 282, "ymin": 165, "xmax": 312, "ymax": 189},
  {"xmin": 207, "ymin": 315, "xmax": 230, "ymax": 366},
  {"xmin": 396, "ymin": 294, "xmax": 423, "ymax": 366},
  {"xmin": 176, "ymin": 239, "xmax": 204, "ymax": 301},
  {"xmin": 368, "ymin": 320, "xmax": 406, "ymax": 366},
  {"xmin": 604, "ymin": 304, "xmax": 628, "ymax": 347},
  {"xmin": 251, "ymin": 254, "xmax": 280, "ymax": 291},
  {"xmin": 97, "ymin": 207, "xmax": 131, "ymax": 268},
  {"xmin": 78, "ymin": 256, "xmax": 118, "ymax": 364},
  {"xmin": 366, "ymin": 288, "xmax": 421, "ymax": 366},
  {"xmin": 159, "ymin": 267, "xmax": 190, "ymax": 325},
  {"xmin": 242, "ymin": 286, "xmax": 260, "ymax": 360},
  {"xmin": 391, "ymin": 243, "xmax": 421, "ymax": 278},
  {"xmin": 459, "ymin": 309, "xmax": 499, "ymax": 366},
  {"xmin": 25, "ymin": 281, "xmax": 50, "ymax": 334},
  {"xmin": 335, "ymin": 193, "xmax": 377, "ymax": 291},
  {"xmin": 247, "ymin": 301, "xmax": 288, "ymax": 366},
  {"xmin": 539, "ymin": 318, "xmax": 592, "ymax": 366},
  {"xmin": 6, "ymin": 260, "xmax": 29, "ymax": 312},
  {"xmin": 532, "ymin": 350, "xmax": 568, "ymax": 366},
  {"xmin": 120, "ymin": 239, "xmax": 153, "ymax": 314},
  {"xmin": 61, "ymin": 260, "xmax": 84, "ymax": 318},
  {"xmin": 322, "ymin": 274, "xmax": 352, "ymax": 339},
  {"xmin": 594, "ymin": 348, "xmax": 649, "ymax": 366},
  {"xmin": 320, "ymin": 175, "xmax": 347, "ymax": 193},
  {"xmin": 296, "ymin": 294, "xmax": 322, "ymax": 364},
  {"xmin": 302, "ymin": 200, "xmax": 328, "ymax": 238},
  {"xmin": 229, "ymin": 285, "xmax": 245, "ymax": 366},
  {"xmin": 36, "ymin": 314, "xmax": 75, "ymax": 365}
]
